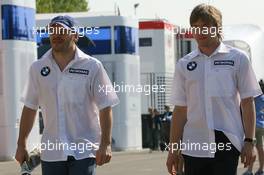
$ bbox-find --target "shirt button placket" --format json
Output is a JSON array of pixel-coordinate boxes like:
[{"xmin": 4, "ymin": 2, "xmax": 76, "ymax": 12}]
[
  {"xmin": 204, "ymin": 57, "xmax": 215, "ymax": 157},
  {"xmin": 58, "ymin": 76, "xmax": 66, "ymax": 139}
]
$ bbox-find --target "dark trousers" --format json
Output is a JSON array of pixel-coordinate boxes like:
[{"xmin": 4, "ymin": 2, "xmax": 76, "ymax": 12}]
[
  {"xmin": 41, "ymin": 156, "xmax": 96, "ymax": 175},
  {"xmin": 151, "ymin": 128, "xmax": 160, "ymax": 150},
  {"xmin": 183, "ymin": 130, "xmax": 240, "ymax": 175}
]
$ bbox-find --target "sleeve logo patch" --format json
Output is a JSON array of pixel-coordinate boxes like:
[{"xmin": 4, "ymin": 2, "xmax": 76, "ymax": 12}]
[
  {"xmin": 69, "ymin": 68, "xmax": 89, "ymax": 75},
  {"xmin": 214, "ymin": 60, "xmax": 234, "ymax": 66}
]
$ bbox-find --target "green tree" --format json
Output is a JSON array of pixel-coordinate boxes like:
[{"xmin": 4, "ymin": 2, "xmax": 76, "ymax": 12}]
[{"xmin": 36, "ymin": 0, "xmax": 89, "ymax": 13}]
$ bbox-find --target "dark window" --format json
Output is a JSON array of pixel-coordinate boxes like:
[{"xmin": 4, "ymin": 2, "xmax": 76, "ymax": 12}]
[
  {"xmin": 36, "ymin": 30, "xmax": 49, "ymax": 46},
  {"xmin": 139, "ymin": 38, "xmax": 152, "ymax": 47},
  {"xmin": 180, "ymin": 40, "xmax": 192, "ymax": 57},
  {"xmin": 114, "ymin": 26, "xmax": 138, "ymax": 54},
  {"xmin": 80, "ymin": 26, "xmax": 111, "ymax": 55},
  {"xmin": 2, "ymin": 5, "xmax": 35, "ymax": 41}
]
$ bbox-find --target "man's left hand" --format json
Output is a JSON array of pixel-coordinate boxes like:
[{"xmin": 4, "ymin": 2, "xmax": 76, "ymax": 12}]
[
  {"xmin": 241, "ymin": 142, "xmax": 256, "ymax": 168},
  {"xmin": 96, "ymin": 144, "xmax": 112, "ymax": 166}
]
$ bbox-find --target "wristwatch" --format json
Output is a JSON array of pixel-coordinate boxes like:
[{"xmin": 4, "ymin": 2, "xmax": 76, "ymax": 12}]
[{"xmin": 244, "ymin": 138, "xmax": 257, "ymax": 145}]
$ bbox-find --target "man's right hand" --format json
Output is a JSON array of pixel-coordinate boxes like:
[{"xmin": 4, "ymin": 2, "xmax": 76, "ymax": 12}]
[
  {"xmin": 166, "ymin": 150, "xmax": 183, "ymax": 175},
  {"xmin": 15, "ymin": 106, "xmax": 37, "ymax": 165},
  {"xmin": 15, "ymin": 146, "xmax": 29, "ymax": 165}
]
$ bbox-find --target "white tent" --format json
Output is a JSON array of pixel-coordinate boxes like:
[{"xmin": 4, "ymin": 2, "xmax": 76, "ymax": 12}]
[{"xmin": 223, "ymin": 24, "xmax": 264, "ymax": 81}]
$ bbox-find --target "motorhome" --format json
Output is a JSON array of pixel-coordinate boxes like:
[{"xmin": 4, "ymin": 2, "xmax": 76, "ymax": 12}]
[
  {"xmin": 36, "ymin": 13, "xmax": 142, "ymax": 151},
  {"xmin": 0, "ymin": 0, "xmax": 37, "ymax": 160}
]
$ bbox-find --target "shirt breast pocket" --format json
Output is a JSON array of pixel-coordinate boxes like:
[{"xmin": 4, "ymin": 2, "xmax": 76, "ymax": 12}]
[
  {"xmin": 208, "ymin": 68, "xmax": 236, "ymax": 97},
  {"xmin": 63, "ymin": 76, "xmax": 88, "ymax": 104}
]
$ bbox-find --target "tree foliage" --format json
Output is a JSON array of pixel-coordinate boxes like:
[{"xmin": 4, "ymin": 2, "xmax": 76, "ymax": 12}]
[{"xmin": 36, "ymin": 0, "xmax": 89, "ymax": 13}]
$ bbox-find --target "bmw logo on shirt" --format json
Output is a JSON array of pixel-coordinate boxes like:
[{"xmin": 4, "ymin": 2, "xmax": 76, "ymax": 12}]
[
  {"xmin": 187, "ymin": 61, "xmax": 197, "ymax": 71},
  {"xmin": 41, "ymin": 66, "xmax": 51, "ymax": 76}
]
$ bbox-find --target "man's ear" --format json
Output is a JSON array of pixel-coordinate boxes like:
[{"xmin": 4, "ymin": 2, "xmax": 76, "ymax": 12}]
[{"xmin": 73, "ymin": 34, "xmax": 79, "ymax": 43}]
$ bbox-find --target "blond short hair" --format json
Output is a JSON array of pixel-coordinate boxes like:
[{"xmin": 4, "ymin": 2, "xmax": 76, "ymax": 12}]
[{"xmin": 190, "ymin": 4, "xmax": 222, "ymax": 40}]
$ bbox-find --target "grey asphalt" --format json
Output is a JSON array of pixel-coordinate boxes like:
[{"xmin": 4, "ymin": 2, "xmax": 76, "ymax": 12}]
[{"xmin": 0, "ymin": 151, "xmax": 260, "ymax": 175}]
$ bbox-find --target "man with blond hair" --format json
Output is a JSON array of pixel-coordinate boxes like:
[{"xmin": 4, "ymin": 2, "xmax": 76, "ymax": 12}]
[{"xmin": 166, "ymin": 4, "xmax": 262, "ymax": 175}]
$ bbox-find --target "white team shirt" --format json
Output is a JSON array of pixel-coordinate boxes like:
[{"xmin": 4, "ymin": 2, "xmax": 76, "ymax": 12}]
[
  {"xmin": 170, "ymin": 43, "xmax": 262, "ymax": 158},
  {"xmin": 21, "ymin": 47, "xmax": 119, "ymax": 161}
]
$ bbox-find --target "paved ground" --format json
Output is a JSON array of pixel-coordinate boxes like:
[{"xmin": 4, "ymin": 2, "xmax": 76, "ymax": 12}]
[{"xmin": 0, "ymin": 151, "xmax": 260, "ymax": 175}]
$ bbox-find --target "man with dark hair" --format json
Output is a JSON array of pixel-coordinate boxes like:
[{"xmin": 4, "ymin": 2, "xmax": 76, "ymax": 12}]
[
  {"xmin": 15, "ymin": 15, "xmax": 119, "ymax": 175},
  {"xmin": 166, "ymin": 4, "xmax": 262, "ymax": 175}
]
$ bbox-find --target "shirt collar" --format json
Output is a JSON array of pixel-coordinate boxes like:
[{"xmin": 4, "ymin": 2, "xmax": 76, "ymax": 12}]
[
  {"xmin": 42, "ymin": 47, "xmax": 89, "ymax": 71},
  {"xmin": 191, "ymin": 42, "xmax": 230, "ymax": 59},
  {"xmin": 75, "ymin": 47, "xmax": 89, "ymax": 60}
]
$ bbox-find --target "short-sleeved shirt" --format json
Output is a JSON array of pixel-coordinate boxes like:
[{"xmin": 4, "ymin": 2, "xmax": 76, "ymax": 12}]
[
  {"xmin": 255, "ymin": 94, "xmax": 264, "ymax": 128},
  {"xmin": 170, "ymin": 43, "xmax": 262, "ymax": 158},
  {"xmin": 21, "ymin": 47, "xmax": 119, "ymax": 161}
]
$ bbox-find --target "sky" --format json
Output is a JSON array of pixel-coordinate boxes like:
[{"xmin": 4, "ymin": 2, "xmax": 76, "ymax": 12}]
[{"xmin": 89, "ymin": 0, "xmax": 264, "ymax": 29}]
